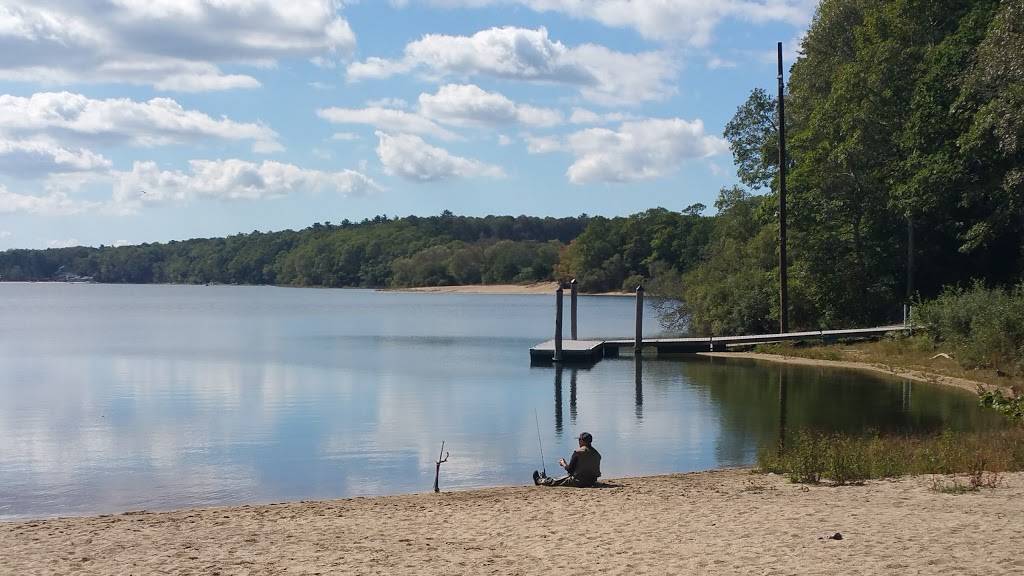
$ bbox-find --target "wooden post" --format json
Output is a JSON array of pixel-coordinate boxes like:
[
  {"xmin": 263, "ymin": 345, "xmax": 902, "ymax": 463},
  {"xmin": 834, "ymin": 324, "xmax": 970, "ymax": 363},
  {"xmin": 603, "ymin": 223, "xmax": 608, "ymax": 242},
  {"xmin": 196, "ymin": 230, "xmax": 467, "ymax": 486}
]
[
  {"xmin": 570, "ymin": 278, "xmax": 578, "ymax": 340},
  {"xmin": 554, "ymin": 286, "xmax": 564, "ymax": 363},
  {"xmin": 634, "ymin": 285, "xmax": 644, "ymax": 354}
]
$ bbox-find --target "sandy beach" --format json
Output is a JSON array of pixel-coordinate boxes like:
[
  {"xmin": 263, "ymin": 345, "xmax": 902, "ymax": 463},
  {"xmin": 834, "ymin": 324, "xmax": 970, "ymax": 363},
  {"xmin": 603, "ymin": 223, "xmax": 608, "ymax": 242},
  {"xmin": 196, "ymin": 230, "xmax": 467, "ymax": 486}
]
[
  {"xmin": 3, "ymin": 468, "xmax": 1023, "ymax": 575},
  {"xmin": 387, "ymin": 282, "xmax": 631, "ymax": 296}
]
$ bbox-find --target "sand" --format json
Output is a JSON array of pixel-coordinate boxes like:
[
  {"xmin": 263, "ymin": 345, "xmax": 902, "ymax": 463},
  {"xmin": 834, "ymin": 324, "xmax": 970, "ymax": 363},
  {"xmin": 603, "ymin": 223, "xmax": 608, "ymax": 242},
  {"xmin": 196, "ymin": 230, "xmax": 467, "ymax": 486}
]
[
  {"xmin": 698, "ymin": 351, "xmax": 1007, "ymax": 393},
  {"xmin": 4, "ymin": 469, "xmax": 1023, "ymax": 575},
  {"xmin": 387, "ymin": 282, "xmax": 630, "ymax": 296}
]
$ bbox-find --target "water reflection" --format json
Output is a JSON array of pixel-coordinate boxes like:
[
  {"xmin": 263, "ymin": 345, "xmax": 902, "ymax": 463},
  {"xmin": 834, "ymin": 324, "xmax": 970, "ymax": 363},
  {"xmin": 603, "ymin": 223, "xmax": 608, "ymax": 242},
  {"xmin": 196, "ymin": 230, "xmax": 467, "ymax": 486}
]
[
  {"xmin": 778, "ymin": 366, "xmax": 788, "ymax": 451},
  {"xmin": 554, "ymin": 367, "xmax": 563, "ymax": 434},
  {"xmin": 0, "ymin": 284, "xmax": 1009, "ymax": 519},
  {"xmin": 634, "ymin": 358, "xmax": 643, "ymax": 420},
  {"xmin": 569, "ymin": 369, "xmax": 578, "ymax": 424}
]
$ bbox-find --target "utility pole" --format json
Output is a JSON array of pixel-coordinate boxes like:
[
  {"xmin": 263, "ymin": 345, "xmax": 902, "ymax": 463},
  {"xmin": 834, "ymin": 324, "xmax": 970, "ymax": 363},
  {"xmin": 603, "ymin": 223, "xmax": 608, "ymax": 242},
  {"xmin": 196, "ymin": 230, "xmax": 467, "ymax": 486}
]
[
  {"xmin": 777, "ymin": 41, "xmax": 789, "ymax": 334},
  {"xmin": 906, "ymin": 217, "xmax": 914, "ymax": 327}
]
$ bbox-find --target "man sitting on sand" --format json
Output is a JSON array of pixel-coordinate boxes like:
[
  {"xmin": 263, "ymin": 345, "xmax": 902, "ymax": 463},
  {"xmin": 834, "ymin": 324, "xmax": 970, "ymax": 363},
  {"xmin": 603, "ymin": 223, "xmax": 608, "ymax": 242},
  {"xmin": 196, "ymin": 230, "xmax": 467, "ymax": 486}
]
[{"xmin": 533, "ymin": 432, "xmax": 601, "ymax": 487}]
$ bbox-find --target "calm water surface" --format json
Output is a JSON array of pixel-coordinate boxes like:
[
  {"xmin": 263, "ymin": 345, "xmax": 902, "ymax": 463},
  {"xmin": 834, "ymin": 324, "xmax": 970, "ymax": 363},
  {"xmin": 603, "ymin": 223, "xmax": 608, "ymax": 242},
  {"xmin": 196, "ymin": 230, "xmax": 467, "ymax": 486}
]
[{"xmin": 0, "ymin": 284, "xmax": 1004, "ymax": 519}]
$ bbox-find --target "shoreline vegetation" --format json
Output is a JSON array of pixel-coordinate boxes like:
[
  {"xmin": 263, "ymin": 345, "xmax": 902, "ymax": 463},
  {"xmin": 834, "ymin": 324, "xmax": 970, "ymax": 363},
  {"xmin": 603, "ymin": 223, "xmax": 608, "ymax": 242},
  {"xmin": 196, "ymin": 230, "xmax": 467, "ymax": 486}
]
[{"xmin": 4, "ymin": 468, "xmax": 1023, "ymax": 574}]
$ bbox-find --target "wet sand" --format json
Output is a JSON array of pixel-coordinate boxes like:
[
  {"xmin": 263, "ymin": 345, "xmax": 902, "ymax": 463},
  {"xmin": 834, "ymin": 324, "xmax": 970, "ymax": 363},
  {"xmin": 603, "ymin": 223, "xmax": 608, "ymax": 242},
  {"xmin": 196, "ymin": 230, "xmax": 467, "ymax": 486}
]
[
  {"xmin": 3, "ymin": 468, "xmax": 1023, "ymax": 575},
  {"xmin": 698, "ymin": 351, "xmax": 1007, "ymax": 393}
]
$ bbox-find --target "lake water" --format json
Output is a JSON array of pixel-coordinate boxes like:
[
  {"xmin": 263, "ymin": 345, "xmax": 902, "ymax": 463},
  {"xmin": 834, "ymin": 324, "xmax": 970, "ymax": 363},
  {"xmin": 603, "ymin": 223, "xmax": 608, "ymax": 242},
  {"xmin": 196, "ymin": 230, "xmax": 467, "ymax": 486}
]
[{"xmin": 0, "ymin": 283, "xmax": 1004, "ymax": 519}]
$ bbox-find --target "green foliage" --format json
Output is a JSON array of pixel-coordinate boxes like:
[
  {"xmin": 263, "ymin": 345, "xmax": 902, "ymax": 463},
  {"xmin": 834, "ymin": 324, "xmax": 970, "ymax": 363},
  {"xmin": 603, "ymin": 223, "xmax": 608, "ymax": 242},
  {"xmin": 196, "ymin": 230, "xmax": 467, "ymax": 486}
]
[
  {"xmin": 557, "ymin": 208, "xmax": 712, "ymax": 293},
  {"xmin": 978, "ymin": 388, "xmax": 1024, "ymax": 423},
  {"xmin": 0, "ymin": 214, "xmax": 588, "ymax": 288},
  {"xmin": 684, "ymin": 0, "xmax": 1024, "ymax": 335},
  {"xmin": 723, "ymin": 88, "xmax": 780, "ymax": 190},
  {"xmin": 758, "ymin": 428, "xmax": 1024, "ymax": 485},
  {"xmin": 915, "ymin": 282, "xmax": 1024, "ymax": 376}
]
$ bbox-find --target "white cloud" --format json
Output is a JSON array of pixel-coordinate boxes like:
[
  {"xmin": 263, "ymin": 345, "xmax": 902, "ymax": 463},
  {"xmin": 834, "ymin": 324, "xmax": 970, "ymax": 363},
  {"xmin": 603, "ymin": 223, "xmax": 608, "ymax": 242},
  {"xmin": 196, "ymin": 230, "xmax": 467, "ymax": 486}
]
[
  {"xmin": 308, "ymin": 81, "xmax": 334, "ymax": 90},
  {"xmin": 497, "ymin": 134, "xmax": 512, "ymax": 146},
  {"xmin": 0, "ymin": 1, "xmax": 356, "ymax": 91},
  {"xmin": 330, "ymin": 132, "xmax": 360, "ymax": 141},
  {"xmin": 47, "ymin": 238, "xmax": 80, "ymax": 248},
  {"xmin": 0, "ymin": 230, "xmax": 11, "ymax": 238},
  {"xmin": 0, "ymin": 139, "xmax": 111, "ymax": 178},
  {"xmin": 0, "ymin": 92, "xmax": 281, "ymax": 153},
  {"xmin": 707, "ymin": 56, "xmax": 738, "ymax": 69},
  {"xmin": 375, "ymin": 132, "xmax": 505, "ymax": 182},
  {"xmin": 347, "ymin": 27, "xmax": 675, "ymax": 105},
  {"xmin": 0, "ymin": 185, "xmax": 97, "ymax": 215},
  {"xmin": 365, "ymin": 97, "xmax": 409, "ymax": 109},
  {"xmin": 113, "ymin": 159, "xmax": 380, "ymax": 209},
  {"xmin": 153, "ymin": 71, "xmax": 261, "ymax": 92},
  {"xmin": 112, "ymin": 239, "xmax": 131, "ymax": 247},
  {"xmin": 416, "ymin": 1, "xmax": 813, "ymax": 46},
  {"xmin": 418, "ymin": 84, "xmax": 562, "ymax": 127},
  {"xmin": 317, "ymin": 106, "xmax": 459, "ymax": 141},
  {"xmin": 568, "ymin": 107, "xmax": 633, "ymax": 125},
  {"xmin": 524, "ymin": 134, "xmax": 564, "ymax": 154},
  {"xmin": 563, "ymin": 118, "xmax": 728, "ymax": 183}
]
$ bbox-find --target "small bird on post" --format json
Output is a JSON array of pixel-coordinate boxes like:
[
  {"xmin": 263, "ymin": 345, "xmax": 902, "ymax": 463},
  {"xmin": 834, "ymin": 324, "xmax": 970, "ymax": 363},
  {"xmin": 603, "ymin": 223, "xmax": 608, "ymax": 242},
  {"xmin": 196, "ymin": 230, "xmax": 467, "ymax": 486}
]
[{"xmin": 433, "ymin": 441, "xmax": 450, "ymax": 493}]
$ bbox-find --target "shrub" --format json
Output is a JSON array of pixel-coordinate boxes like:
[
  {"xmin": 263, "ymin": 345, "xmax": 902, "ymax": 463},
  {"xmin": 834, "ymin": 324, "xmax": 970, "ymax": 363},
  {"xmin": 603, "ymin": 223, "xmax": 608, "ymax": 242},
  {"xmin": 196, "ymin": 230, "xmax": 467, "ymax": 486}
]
[
  {"xmin": 915, "ymin": 282, "xmax": 1024, "ymax": 377},
  {"xmin": 978, "ymin": 387, "xmax": 1024, "ymax": 423}
]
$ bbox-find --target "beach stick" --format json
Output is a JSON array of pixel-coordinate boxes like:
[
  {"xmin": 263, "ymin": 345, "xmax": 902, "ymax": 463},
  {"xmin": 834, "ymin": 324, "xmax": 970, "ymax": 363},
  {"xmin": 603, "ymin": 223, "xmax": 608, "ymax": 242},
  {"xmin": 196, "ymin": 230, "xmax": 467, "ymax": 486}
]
[
  {"xmin": 433, "ymin": 441, "xmax": 449, "ymax": 493},
  {"xmin": 534, "ymin": 409, "xmax": 547, "ymax": 477}
]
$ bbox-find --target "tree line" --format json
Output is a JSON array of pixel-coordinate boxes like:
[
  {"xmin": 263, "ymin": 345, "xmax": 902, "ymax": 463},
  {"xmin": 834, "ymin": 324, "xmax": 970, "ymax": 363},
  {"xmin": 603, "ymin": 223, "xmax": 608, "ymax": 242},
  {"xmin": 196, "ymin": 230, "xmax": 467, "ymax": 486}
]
[
  {"xmin": 670, "ymin": 0, "xmax": 1023, "ymax": 335},
  {"xmin": 0, "ymin": 213, "xmax": 589, "ymax": 287},
  {"xmin": 2, "ymin": 0, "xmax": 1020, "ymax": 336},
  {"xmin": 0, "ymin": 208, "xmax": 714, "ymax": 294}
]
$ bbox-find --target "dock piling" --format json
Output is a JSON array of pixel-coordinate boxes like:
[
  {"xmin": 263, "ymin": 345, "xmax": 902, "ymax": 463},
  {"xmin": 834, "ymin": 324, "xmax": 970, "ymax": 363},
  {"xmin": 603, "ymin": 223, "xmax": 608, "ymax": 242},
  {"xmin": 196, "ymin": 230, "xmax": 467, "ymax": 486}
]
[
  {"xmin": 634, "ymin": 285, "xmax": 644, "ymax": 353},
  {"xmin": 570, "ymin": 278, "xmax": 578, "ymax": 340},
  {"xmin": 554, "ymin": 285, "xmax": 564, "ymax": 363}
]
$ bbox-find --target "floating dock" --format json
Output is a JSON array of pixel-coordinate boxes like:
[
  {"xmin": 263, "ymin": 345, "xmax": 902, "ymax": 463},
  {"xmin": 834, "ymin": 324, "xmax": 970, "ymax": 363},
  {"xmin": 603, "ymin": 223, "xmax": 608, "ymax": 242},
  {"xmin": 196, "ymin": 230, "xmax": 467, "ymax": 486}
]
[{"xmin": 530, "ymin": 325, "xmax": 908, "ymax": 365}]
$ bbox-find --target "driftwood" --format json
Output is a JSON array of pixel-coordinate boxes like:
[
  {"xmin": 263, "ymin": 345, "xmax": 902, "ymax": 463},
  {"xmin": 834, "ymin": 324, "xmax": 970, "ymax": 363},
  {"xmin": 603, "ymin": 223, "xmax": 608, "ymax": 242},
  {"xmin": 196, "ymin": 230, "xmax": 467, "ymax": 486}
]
[{"xmin": 433, "ymin": 441, "xmax": 450, "ymax": 493}]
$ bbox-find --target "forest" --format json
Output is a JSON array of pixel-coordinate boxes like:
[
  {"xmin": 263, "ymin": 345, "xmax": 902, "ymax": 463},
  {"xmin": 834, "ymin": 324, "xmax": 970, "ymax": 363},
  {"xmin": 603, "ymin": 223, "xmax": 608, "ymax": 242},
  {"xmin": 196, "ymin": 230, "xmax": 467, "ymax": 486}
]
[{"xmin": 1, "ymin": 0, "xmax": 1021, "ymax": 338}]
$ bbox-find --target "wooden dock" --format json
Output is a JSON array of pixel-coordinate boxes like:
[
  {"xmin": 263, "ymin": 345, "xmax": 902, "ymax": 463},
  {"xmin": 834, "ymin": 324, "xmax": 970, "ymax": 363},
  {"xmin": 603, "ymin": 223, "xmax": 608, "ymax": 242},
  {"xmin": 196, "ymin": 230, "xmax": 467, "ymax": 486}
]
[
  {"xmin": 530, "ymin": 325, "xmax": 908, "ymax": 364},
  {"xmin": 529, "ymin": 340, "xmax": 606, "ymax": 363}
]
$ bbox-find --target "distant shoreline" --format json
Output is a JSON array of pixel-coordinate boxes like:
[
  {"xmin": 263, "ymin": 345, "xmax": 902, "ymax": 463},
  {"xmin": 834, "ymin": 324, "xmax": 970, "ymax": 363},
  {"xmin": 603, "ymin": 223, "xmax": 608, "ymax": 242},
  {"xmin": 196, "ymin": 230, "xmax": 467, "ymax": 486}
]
[
  {"xmin": 385, "ymin": 282, "xmax": 632, "ymax": 296},
  {"xmin": 0, "ymin": 280, "xmax": 634, "ymax": 296}
]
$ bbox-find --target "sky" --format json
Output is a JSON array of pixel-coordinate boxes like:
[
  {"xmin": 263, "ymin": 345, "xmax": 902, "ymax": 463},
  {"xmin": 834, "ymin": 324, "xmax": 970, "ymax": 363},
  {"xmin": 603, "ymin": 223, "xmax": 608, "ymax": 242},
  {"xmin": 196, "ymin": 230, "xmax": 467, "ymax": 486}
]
[{"xmin": 0, "ymin": 0, "xmax": 814, "ymax": 250}]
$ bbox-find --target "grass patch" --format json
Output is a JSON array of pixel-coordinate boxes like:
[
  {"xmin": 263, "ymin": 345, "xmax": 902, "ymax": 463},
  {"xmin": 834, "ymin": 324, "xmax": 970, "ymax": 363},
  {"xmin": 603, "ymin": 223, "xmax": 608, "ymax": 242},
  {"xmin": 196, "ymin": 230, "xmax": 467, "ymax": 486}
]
[
  {"xmin": 757, "ymin": 428, "xmax": 1024, "ymax": 485},
  {"xmin": 754, "ymin": 334, "xmax": 1024, "ymax": 392}
]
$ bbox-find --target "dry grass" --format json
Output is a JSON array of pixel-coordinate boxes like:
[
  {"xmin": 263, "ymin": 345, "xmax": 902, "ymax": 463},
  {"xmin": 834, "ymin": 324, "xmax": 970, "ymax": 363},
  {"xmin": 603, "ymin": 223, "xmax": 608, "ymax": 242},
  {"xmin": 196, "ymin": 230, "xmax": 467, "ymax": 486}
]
[
  {"xmin": 757, "ymin": 428, "xmax": 1024, "ymax": 486},
  {"xmin": 754, "ymin": 336, "xmax": 1024, "ymax": 391}
]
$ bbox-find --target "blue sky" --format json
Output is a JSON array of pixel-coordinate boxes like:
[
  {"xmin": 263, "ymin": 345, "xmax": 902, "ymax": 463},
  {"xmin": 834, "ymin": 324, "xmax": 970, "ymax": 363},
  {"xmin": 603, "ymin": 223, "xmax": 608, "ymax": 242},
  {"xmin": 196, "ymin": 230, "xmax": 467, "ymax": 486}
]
[{"xmin": 0, "ymin": 1, "xmax": 813, "ymax": 249}]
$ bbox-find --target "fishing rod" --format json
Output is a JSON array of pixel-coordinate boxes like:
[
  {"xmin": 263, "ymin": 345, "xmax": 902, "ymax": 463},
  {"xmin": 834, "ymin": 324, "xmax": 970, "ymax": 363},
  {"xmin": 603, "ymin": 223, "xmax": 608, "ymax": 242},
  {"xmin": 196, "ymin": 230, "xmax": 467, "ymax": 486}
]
[{"xmin": 534, "ymin": 408, "xmax": 547, "ymax": 477}]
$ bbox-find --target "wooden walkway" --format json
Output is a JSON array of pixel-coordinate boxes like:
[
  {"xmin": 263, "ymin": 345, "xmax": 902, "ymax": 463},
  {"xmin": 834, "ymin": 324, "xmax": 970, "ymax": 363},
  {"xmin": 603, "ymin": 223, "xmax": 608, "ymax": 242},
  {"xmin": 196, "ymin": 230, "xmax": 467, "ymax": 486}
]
[{"xmin": 530, "ymin": 325, "xmax": 909, "ymax": 363}]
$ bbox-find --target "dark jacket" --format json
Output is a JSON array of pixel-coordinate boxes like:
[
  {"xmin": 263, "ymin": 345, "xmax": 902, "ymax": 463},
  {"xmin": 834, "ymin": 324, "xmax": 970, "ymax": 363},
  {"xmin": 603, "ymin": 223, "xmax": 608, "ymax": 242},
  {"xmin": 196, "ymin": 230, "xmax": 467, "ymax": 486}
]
[{"xmin": 565, "ymin": 445, "xmax": 601, "ymax": 485}]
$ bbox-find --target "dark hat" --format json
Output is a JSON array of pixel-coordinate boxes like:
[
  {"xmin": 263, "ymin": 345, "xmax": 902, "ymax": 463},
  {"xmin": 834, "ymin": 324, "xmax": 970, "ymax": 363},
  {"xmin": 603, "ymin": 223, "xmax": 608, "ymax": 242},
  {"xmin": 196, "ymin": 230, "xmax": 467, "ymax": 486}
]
[{"xmin": 578, "ymin": 432, "xmax": 593, "ymax": 444}]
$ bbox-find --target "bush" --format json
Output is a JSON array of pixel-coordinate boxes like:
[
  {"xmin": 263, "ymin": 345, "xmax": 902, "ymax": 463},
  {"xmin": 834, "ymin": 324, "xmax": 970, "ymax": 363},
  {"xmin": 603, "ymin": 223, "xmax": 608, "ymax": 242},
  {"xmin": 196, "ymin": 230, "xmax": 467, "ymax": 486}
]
[
  {"xmin": 915, "ymin": 282, "xmax": 1024, "ymax": 377},
  {"xmin": 979, "ymin": 387, "xmax": 1024, "ymax": 423}
]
